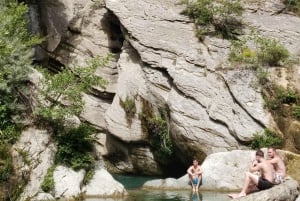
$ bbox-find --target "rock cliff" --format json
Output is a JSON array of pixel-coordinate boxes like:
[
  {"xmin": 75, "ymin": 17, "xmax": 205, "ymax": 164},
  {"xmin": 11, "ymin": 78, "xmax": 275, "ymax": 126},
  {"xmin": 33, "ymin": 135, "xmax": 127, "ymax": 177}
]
[{"xmin": 19, "ymin": 0, "xmax": 300, "ymax": 199}]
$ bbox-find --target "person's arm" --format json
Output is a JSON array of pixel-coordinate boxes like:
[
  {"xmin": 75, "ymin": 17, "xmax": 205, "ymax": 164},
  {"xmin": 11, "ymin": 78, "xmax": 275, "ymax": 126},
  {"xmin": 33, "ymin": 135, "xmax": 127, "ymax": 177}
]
[
  {"xmin": 268, "ymin": 158, "xmax": 278, "ymax": 165},
  {"xmin": 197, "ymin": 166, "xmax": 203, "ymax": 175},
  {"xmin": 187, "ymin": 166, "xmax": 193, "ymax": 175},
  {"xmin": 249, "ymin": 161, "xmax": 260, "ymax": 172}
]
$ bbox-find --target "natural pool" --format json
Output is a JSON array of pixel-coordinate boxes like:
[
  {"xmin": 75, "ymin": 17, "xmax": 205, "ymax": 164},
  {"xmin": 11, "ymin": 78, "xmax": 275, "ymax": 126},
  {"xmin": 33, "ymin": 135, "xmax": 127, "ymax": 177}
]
[{"xmin": 85, "ymin": 175, "xmax": 231, "ymax": 201}]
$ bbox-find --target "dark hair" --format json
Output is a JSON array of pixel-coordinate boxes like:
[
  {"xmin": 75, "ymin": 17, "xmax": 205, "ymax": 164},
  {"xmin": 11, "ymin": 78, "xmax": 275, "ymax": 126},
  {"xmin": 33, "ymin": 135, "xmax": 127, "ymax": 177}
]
[{"xmin": 256, "ymin": 150, "xmax": 264, "ymax": 157}]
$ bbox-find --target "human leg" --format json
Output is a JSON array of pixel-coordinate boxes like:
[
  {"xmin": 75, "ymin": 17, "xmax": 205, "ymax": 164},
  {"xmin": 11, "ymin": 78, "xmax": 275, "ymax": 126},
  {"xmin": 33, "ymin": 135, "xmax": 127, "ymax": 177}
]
[
  {"xmin": 195, "ymin": 175, "xmax": 202, "ymax": 191},
  {"xmin": 238, "ymin": 172, "xmax": 259, "ymax": 197}
]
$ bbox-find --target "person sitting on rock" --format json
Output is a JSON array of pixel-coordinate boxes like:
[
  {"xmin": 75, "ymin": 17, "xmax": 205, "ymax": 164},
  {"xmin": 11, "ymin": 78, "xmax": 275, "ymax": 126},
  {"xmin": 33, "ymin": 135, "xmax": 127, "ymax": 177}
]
[
  {"xmin": 228, "ymin": 150, "xmax": 275, "ymax": 199},
  {"xmin": 267, "ymin": 147, "xmax": 286, "ymax": 184},
  {"xmin": 187, "ymin": 159, "xmax": 203, "ymax": 192}
]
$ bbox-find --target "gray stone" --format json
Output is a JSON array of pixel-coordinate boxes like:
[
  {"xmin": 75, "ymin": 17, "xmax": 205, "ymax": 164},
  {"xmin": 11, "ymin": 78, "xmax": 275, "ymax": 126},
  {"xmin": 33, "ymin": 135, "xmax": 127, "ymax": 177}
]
[
  {"xmin": 32, "ymin": 193, "xmax": 55, "ymax": 201},
  {"xmin": 53, "ymin": 166, "xmax": 85, "ymax": 199},
  {"xmin": 105, "ymin": 44, "xmax": 148, "ymax": 142},
  {"xmin": 234, "ymin": 178, "xmax": 299, "ymax": 201},
  {"xmin": 12, "ymin": 128, "xmax": 56, "ymax": 201},
  {"xmin": 81, "ymin": 93, "xmax": 111, "ymax": 130},
  {"xmin": 83, "ymin": 168, "xmax": 126, "ymax": 197}
]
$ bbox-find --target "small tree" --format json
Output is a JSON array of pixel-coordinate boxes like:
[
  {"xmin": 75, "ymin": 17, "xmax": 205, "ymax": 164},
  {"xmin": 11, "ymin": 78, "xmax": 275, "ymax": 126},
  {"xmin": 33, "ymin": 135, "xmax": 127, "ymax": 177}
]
[{"xmin": 35, "ymin": 56, "xmax": 109, "ymax": 122}]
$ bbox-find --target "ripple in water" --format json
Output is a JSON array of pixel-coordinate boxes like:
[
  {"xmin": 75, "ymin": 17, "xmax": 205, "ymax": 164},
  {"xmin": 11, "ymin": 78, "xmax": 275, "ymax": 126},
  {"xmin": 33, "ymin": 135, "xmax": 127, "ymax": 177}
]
[{"xmin": 85, "ymin": 175, "xmax": 231, "ymax": 201}]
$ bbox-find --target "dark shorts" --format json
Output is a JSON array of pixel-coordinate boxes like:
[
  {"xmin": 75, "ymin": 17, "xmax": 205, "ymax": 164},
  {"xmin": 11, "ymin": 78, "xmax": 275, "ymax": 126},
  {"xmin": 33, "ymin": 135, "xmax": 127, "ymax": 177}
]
[
  {"xmin": 257, "ymin": 177, "xmax": 273, "ymax": 190},
  {"xmin": 193, "ymin": 178, "xmax": 198, "ymax": 185}
]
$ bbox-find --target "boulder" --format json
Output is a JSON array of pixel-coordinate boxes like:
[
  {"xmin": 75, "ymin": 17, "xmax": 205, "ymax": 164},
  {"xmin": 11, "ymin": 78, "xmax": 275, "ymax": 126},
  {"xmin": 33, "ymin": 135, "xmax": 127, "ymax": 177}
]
[
  {"xmin": 234, "ymin": 178, "xmax": 299, "ymax": 201},
  {"xmin": 31, "ymin": 193, "xmax": 55, "ymax": 201},
  {"xmin": 83, "ymin": 168, "xmax": 126, "ymax": 197},
  {"xmin": 53, "ymin": 166, "xmax": 85, "ymax": 199},
  {"xmin": 12, "ymin": 128, "xmax": 56, "ymax": 201},
  {"xmin": 143, "ymin": 149, "xmax": 300, "ymax": 192},
  {"xmin": 143, "ymin": 175, "xmax": 190, "ymax": 190}
]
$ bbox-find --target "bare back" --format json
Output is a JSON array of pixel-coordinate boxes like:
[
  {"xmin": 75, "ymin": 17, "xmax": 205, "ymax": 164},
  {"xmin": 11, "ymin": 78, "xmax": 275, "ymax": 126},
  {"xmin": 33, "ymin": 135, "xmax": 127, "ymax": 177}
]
[
  {"xmin": 259, "ymin": 160, "xmax": 275, "ymax": 183},
  {"xmin": 270, "ymin": 156, "xmax": 286, "ymax": 177}
]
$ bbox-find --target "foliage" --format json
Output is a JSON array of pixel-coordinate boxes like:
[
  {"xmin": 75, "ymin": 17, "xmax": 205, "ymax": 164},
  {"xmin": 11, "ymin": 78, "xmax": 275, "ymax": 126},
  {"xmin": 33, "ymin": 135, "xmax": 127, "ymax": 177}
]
[
  {"xmin": 147, "ymin": 116, "xmax": 173, "ymax": 158},
  {"xmin": 0, "ymin": 0, "xmax": 40, "ymax": 188},
  {"xmin": 0, "ymin": 1, "xmax": 42, "ymax": 124},
  {"xmin": 293, "ymin": 106, "xmax": 300, "ymax": 119},
  {"xmin": 41, "ymin": 165, "xmax": 56, "ymax": 193},
  {"xmin": 251, "ymin": 128, "xmax": 283, "ymax": 149},
  {"xmin": 283, "ymin": 0, "xmax": 300, "ymax": 15},
  {"xmin": 119, "ymin": 96, "xmax": 136, "ymax": 124},
  {"xmin": 0, "ymin": 144, "xmax": 13, "ymax": 183},
  {"xmin": 15, "ymin": 148, "xmax": 30, "ymax": 165},
  {"xmin": 54, "ymin": 124, "xmax": 96, "ymax": 172},
  {"xmin": 256, "ymin": 37, "xmax": 290, "ymax": 66},
  {"xmin": 264, "ymin": 85, "xmax": 299, "ymax": 110},
  {"xmin": 140, "ymin": 100, "xmax": 173, "ymax": 161},
  {"xmin": 229, "ymin": 34, "xmax": 290, "ymax": 67},
  {"xmin": 181, "ymin": 0, "xmax": 244, "ymax": 39},
  {"xmin": 35, "ymin": 56, "xmax": 109, "ymax": 122}
]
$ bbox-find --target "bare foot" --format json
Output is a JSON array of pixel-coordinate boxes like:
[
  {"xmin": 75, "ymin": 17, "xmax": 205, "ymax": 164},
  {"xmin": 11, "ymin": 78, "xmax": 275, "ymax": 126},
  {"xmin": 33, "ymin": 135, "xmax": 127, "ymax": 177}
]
[
  {"xmin": 237, "ymin": 192, "xmax": 246, "ymax": 198},
  {"xmin": 227, "ymin": 193, "xmax": 239, "ymax": 199},
  {"xmin": 192, "ymin": 187, "xmax": 196, "ymax": 193}
]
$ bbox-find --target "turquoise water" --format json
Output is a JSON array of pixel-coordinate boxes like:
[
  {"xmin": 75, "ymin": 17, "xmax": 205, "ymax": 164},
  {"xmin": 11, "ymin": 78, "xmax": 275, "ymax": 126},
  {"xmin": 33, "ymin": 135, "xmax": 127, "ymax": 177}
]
[{"xmin": 85, "ymin": 175, "xmax": 231, "ymax": 201}]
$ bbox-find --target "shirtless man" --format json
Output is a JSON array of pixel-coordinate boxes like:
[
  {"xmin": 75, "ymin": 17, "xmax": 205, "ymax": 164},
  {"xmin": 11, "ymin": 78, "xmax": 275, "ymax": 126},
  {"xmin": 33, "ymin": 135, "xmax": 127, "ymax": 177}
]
[
  {"xmin": 228, "ymin": 150, "xmax": 275, "ymax": 199},
  {"xmin": 187, "ymin": 159, "xmax": 203, "ymax": 192},
  {"xmin": 267, "ymin": 147, "xmax": 286, "ymax": 184}
]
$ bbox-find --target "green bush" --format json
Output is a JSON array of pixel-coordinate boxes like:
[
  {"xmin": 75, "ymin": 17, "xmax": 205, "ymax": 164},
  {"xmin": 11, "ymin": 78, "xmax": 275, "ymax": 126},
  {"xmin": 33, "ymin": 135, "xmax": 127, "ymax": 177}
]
[
  {"xmin": 140, "ymin": 100, "xmax": 173, "ymax": 162},
  {"xmin": 293, "ymin": 106, "xmax": 300, "ymax": 119},
  {"xmin": 229, "ymin": 35, "xmax": 290, "ymax": 67},
  {"xmin": 0, "ymin": 144, "xmax": 13, "ymax": 183},
  {"xmin": 251, "ymin": 128, "xmax": 282, "ymax": 149},
  {"xmin": 119, "ymin": 96, "xmax": 136, "ymax": 124},
  {"xmin": 143, "ymin": 114, "xmax": 173, "ymax": 159},
  {"xmin": 181, "ymin": 0, "xmax": 243, "ymax": 39},
  {"xmin": 283, "ymin": 0, "xmax": 300, "ymax": 15},
  {"xmin": 41, "ymin": 165, "xmax": 56, "ymax": 193},
  {"xmin": 256, "ymin": 38, "xmax": 290, "ymax": 66},
  {"xmin": 54, "ymin": 124, "xmax": 96, "ymax": 172},
  {"xmin": 265, "ymin": 86, "xmax": 299, "ymax": 110},
  {"xmin": 35, "ymin": 56, "xmax": 109, "ymax": 122}
]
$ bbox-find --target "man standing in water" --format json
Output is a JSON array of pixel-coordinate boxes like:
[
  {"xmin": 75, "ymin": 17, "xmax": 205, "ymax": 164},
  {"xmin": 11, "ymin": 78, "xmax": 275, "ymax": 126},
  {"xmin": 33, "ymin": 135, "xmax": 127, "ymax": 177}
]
[
  {"xmin": 228, "ymin": 150, "xmax": 275, "ymax": 198},
  {"xmin": 267, "ymin": 147, "xmax": 286, "ymax": 184},
  {"xmin": 187, "ymin": 159, "xmax": 203, "ymax": 192}
]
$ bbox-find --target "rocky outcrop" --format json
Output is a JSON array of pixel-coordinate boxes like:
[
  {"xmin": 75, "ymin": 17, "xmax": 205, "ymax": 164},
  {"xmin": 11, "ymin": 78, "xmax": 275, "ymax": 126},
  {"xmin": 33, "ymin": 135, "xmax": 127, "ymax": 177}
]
[
  {"xmin": 83, "ymin": 168, "xmax": 126, "ymax": 197},
  {"xmin": 12, "ymin": 128, "xmax": 56, "ymax": 201},
  {"xmin": 36, "ymin": 0, "xmax": 300, "ymax": 175},
  {"xmin": 53, "ymin": 166, "xmax": 126, "ymax": 199},
  {"xmin": 143, "ymin": 149, "xmax": 300, "ymax": 191},
  {"xmin": 53, "ymin": 166, "xmax": 85, "ymax": 199},
  {"xmin": 105, "ymin": 0, "xmax": 275, "ymax": 164},
  {"xmin": 234, "ymin": 178, "xmax": 299, "ymax": 201}
]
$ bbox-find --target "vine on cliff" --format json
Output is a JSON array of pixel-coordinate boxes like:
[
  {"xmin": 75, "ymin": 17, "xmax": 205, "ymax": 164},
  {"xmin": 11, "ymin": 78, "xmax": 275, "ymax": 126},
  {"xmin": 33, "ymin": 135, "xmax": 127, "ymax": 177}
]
[{"xmin": 140, "ymin": 99, "xmax": 173, "ymax": 163}]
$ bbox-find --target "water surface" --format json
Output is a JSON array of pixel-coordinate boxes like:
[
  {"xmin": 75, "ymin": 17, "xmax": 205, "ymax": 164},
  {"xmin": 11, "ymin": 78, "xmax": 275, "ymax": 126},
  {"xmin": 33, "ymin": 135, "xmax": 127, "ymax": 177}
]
[{"xmin": 85, "ymin": 175, "xmax": 231, "ymax": 201}]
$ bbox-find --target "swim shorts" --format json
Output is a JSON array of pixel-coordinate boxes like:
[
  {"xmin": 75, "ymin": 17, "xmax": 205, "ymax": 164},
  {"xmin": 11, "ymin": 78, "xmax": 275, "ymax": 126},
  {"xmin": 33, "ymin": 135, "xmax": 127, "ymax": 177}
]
[{"xmin": 257, "ymin": 177, "xmax": 273, "ymax": 190}]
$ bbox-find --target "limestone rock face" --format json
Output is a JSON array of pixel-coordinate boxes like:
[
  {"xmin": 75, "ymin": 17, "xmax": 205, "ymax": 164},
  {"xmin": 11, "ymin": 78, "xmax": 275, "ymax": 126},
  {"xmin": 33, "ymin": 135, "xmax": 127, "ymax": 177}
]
[
  {"xmin": 84, "ymin": 168, "xmax": 126, "ymax": 197},
  {"xmin": 12, "ymin": 128, "xmax": 56, "ymax": 200},
  {"xmin": 36, "ymin": 0, "xmax": 300, "ymax": 176},
  {"xmin": 53, "ymin": 166, "xmax": 85, "ymax": 199},
  {"xmin": 105, "ymin": 44, "xmax": 148, "ymax": 142},
  {"xmin": 105, "ymin": 0, "xmax": 275, "ymax": 163}
]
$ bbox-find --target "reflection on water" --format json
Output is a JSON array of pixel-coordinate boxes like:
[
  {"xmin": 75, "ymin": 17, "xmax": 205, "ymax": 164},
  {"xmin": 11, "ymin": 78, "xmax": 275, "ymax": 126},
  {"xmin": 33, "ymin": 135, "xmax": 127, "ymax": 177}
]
[
  {"xmin": 85, "ymin": 175, "xmax": 231, "ymax": 201},
  {"xmin": 85, "ymin": 190, "xmax": 231, "ymax": 201}
]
